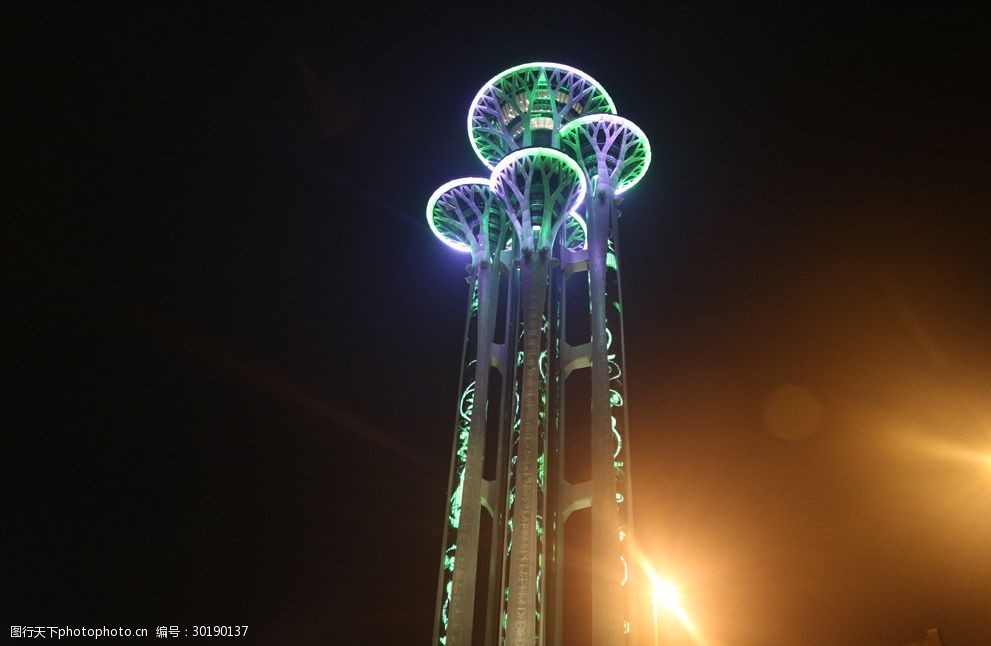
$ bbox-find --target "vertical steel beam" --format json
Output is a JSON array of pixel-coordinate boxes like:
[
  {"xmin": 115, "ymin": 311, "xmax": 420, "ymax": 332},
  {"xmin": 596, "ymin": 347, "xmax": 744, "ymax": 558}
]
[
  {"xmin": 505, "ymin": 251, "xmax": 549, "ymax": 646},
  {"xmin": 485, "ymin": 258, "xmax": 519, "ymax": 646},
  {"xmin": 588, "ymin": 186, "xmax": 624, "ymax": 646},
  {"xmin": 608, "ymin": 206, "xmax": 638, "ymax": 639},
  {"xmin": 433, "ymin": 277, "xmax": 479, "ymax": 646},
  {"xmin": 447, "ymin": 262, "xmax": 500, "ymax": 646},
  {"xmin": 545, "ymin": 244, "xmax": 565, "ymax": 646}
]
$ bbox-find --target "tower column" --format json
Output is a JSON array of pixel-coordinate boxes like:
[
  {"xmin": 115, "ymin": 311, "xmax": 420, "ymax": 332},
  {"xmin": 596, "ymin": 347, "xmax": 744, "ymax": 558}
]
[
  {"xmin": 447, "ymin": 261, "xmax": 500, "ymax": 645},
  {"xmin": 485, "ymin": 258, "xmax": 518, "ymax": 646},
  {"xmin": 505, "ymin": 251, "xmax": 548, "ymax": 645},
  {"xmin": 588, "ymin": 184, "xmax": 624, "ymax": 646},
  {"xmin": 427, "ymin": 178, "xmax": 512, "ymax": 646}
]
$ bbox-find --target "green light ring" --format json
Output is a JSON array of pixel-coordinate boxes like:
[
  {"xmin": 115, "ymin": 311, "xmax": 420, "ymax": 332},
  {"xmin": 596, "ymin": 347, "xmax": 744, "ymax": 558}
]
[
  {"xmin": 468, "ymin": 62, "xmax": 618, "ymax": 169},
  {"xmin": 489, "ymin": 147, "xmax": 587, "ymax": 251},
  {"xmin": 426, "ymin": 177, "xmax": 495, "ymax": 254},
  {"xmin": 558, "ymin": 114, "xmax": 651, "ymax": 195}
]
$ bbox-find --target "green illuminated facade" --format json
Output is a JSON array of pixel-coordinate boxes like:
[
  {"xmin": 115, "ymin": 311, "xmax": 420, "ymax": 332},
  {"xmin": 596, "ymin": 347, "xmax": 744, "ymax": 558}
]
[{"xmin": 428, "ymin": 63, "xmax": 651, "ymax": 646}]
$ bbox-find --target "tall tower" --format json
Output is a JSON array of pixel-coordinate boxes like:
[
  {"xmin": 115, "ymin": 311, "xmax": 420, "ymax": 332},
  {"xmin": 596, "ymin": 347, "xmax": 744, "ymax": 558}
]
[{"xmin": 429, "ymin": 63, "xmax": 651, "ymax": 646}]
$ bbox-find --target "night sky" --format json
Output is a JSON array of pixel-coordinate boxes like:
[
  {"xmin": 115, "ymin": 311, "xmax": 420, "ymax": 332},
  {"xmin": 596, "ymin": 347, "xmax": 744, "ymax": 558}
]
[{"xmin": 5, "ymin": 3, "xmax": 990, "ymax": 644}]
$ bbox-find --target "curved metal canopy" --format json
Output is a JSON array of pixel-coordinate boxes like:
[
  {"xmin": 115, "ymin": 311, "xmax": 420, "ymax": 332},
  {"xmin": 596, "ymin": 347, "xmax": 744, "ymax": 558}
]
[{"xmin": 468, "ymin": 62, "xmax": 616, "ymax": 169}]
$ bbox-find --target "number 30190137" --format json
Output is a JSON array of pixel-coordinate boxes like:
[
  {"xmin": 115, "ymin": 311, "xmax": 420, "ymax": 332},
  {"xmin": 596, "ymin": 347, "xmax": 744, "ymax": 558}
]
[{"xmin": 192, "ymin": 625, "xmax": 249, "ymax": 637}]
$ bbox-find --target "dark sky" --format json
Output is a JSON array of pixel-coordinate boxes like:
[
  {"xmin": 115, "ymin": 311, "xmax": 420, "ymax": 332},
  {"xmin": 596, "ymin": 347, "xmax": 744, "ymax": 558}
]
[{"xmin": 5, "ymin": 2, "xmax": 989, "ymax": 644}]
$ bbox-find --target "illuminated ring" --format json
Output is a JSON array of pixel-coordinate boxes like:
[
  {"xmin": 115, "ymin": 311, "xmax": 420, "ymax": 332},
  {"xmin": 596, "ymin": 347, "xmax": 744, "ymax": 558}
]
[
  {"xmin": 426, "ymin": 178, "xmax": 511, "ymax": 261},
  {"xmin": 468, "ymin": 62, "xmax": 617, "ymax": 169},
  {"xmin": 559, "ymin": 114, "xmax": 651, "ymax": 195},
  {"xmin": 490, "ymin": 147, "xmax": 587, "ymax": 253}
]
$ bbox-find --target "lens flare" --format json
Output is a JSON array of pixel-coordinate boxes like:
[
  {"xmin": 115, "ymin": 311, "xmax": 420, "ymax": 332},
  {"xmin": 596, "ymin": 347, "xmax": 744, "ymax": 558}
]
[
  {"xmin": 635, "ymin": 554, "xmax": 702, "ymax": 644},
  {"xmin": 651, "ymin": 576, "xmax": 696, "ymax": 634},
  {"xmin": 891, "ymin": 426, "xmax": 991, "ymax": 474}
]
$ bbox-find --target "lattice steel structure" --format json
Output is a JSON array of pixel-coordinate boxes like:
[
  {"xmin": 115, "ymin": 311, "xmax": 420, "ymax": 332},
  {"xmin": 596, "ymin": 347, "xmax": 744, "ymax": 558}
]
[{"xmin": 429, "ymin": 63, "xmax": 651, "ymax": 646}]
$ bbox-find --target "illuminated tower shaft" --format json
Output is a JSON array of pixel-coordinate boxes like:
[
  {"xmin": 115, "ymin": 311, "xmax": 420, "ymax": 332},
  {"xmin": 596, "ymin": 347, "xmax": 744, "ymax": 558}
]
[
  {"xmin": 491, "ymin": 148, "xmax": 587, "ymax": 646},
  {"xmin": 508, "ymin": 249, "xmax": 547, "ymax": 642},
  {"xmin": 428, "ymin": 180, "xmax": 513, "ymax": 645},
  {"xmin": 588, "ymin": 182, "xmax": 624, "ymax": 646},
  {"xmin": 572, "ymin": 184, "xmax": 636, "ymax": 645},
  {"xmin": 448, "ymin": 258, "xmax": 498, "ymax": 643},
  {"xmin": 485, "ymin": 260, "xmax": 520, "ymax": 646},
  {"xmin": 545, "ymin": 214, "xmax": 595, "ymax": 645},
  {"xmin": 558, "ymin": 114, "xmax": 651, "ymax": 645}
]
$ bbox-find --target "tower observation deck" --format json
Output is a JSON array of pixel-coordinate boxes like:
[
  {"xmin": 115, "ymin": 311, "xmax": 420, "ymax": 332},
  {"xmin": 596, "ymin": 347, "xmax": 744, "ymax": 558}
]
[{"xmin": 428, "ymin": 63, "xmax": 651, "ymax": 646}]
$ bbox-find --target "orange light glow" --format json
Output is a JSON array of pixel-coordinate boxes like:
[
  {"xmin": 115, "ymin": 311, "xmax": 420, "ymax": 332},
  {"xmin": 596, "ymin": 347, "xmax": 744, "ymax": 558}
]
[
  {"xmin": 639, "ymin": 557, "xmax": 701, "ymax": 644},
  {"xmin": 892, "ymin": 426, "xmax": 991, "ymax": 473}
]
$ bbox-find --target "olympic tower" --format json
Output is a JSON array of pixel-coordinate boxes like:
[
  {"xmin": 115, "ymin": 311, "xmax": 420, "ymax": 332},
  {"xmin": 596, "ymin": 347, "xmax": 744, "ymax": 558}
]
[{"xmin": 428, "ymin": 63, "xmax": 651, "ymax": 646}]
